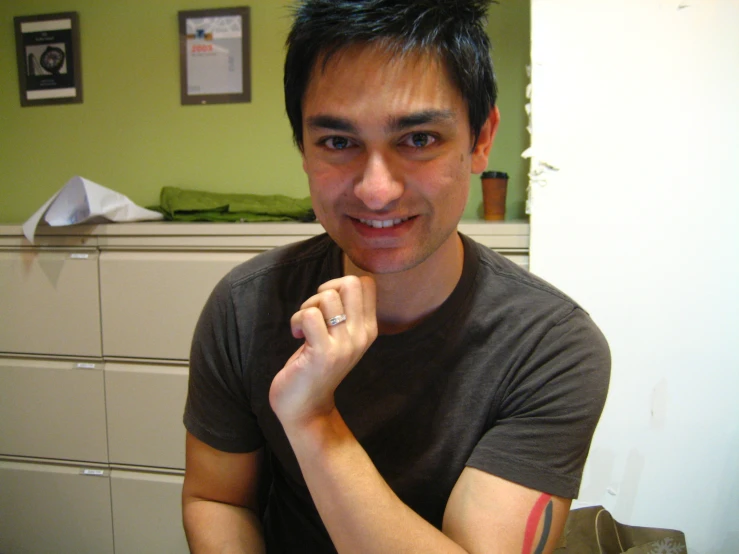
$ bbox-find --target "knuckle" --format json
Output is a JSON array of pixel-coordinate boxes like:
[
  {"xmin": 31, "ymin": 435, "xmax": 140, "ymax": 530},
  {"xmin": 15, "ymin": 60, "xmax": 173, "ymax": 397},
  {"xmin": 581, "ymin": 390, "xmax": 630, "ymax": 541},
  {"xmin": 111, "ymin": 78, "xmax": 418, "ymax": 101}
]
[
  {"xmin": 322, "ymin": 288, "xmax": 341, "ymax": 303},
  {"xmin": 300, "ymin": 293, "xmax": 320, "ymax": 310},
  {"xmin": 343, "ymin": 275, "xmax": 362, "ymax": 288},
  {"xmin": 305, "ymin": 306, "xmax": 324, "ymax": 321}
]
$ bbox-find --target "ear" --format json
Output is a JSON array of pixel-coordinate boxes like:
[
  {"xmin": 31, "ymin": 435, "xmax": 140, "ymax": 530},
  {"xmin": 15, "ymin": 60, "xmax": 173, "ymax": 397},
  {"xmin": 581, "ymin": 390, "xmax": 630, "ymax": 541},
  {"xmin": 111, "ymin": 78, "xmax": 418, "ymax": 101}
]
[{"xmin": 471, "ymin": 106, "xmax": 500, "ymax": 174}]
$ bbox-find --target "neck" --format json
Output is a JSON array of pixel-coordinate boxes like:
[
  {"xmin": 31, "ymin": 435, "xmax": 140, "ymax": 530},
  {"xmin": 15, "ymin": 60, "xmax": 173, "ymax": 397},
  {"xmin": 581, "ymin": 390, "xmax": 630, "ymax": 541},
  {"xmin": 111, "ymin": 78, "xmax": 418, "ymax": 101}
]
[{"xmin": 344, "ymin": 233, "xmax": 465, "ymax": 334}]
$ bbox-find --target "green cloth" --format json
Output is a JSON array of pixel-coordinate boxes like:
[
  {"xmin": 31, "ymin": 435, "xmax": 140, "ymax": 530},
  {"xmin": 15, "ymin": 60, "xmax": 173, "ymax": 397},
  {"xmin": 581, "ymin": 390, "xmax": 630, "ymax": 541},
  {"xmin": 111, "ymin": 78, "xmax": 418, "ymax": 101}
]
[{"xmin": 155, "ymin": 186, "xmax": 315, "ymax": 222}]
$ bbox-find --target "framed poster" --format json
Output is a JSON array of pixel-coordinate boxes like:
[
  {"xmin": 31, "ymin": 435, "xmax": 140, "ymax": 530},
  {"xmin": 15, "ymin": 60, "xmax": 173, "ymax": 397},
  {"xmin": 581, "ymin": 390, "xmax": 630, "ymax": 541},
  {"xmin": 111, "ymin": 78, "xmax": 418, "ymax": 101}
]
[
  {"xmin": 178, "ymin": 7, "xmax": 251, "ymax": 105},
  {"xmin": 14, "ymin": 12, "xmax": 83, "ymax": 107}
]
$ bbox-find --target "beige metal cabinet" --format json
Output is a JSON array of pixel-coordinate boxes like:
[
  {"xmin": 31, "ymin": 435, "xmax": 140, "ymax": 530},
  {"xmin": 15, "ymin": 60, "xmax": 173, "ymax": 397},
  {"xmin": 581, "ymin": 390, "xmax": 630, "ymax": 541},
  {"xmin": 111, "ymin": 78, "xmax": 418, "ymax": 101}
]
[
  {"xmin": 0, "ymin": 358, "xmax": 108, "ymax": 463},
  {"xmin": 461, "ymin": 223, "xmax": 530, "ymax": 270},
  {"xmin": 0, "ymin": 221, "xmax": 531, "ymax": 553},
  {"xmin": 99, "ymin": 251, "xmax": 254, "ymax": 360},
  {"xmin": 0, "ymin": 459, "xmax": 114, "ymax": 554},
  {"xmin": 110, "ymin": 469, "xmax": 188, "ymax": 554},
  {"xmin": 106, "ymin": 362, "xmax": 189, "ymax": 469},
  {"xmin": 0, "ymin": 248, "xmax": 102, "ymax": 357}
]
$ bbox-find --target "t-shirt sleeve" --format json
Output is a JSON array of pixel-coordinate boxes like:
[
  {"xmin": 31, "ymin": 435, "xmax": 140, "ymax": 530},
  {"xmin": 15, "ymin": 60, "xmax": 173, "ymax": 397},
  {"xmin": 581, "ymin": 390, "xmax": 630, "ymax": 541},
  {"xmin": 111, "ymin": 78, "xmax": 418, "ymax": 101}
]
[
  {"xmin": 466, "ymin": 306, "xmax": 610, "ymax": 498},
  {"xmin": 183, "ymin": 274, "xmax": 265, "ymax": 453}
]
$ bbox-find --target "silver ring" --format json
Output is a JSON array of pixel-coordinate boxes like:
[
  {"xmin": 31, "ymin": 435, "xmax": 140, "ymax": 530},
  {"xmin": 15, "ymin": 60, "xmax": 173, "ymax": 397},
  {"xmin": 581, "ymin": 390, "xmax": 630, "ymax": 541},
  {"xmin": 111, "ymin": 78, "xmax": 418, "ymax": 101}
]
[{"xmin": 325, "ymin": 314, "xmax": 347, "ymax": 327}]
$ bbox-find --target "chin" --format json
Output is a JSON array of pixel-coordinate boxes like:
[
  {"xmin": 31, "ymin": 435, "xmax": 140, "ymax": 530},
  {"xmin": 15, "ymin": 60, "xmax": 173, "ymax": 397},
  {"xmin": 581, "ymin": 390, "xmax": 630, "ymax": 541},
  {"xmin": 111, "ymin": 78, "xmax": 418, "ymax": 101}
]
[{"xmin": 344, "ymin": 247, "xmax": 429, "ymax": 276}]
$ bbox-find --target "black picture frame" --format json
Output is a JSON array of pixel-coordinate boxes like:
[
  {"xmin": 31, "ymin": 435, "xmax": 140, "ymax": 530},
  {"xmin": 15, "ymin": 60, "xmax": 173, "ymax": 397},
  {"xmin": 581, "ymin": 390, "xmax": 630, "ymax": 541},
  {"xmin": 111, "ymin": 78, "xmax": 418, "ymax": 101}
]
[
  {"xmin": 178, "ymin": 7, "xmax": 251, "ymax": 105},
  {"xmin": 14, "ymin": 12, "xmax": 83, "ymax": 107}
]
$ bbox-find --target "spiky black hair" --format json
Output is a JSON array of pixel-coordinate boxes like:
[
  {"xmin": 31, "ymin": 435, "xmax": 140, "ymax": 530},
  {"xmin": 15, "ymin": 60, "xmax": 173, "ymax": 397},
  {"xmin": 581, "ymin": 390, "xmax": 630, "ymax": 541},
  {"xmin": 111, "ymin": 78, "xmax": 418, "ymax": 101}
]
[{"xmin": 284, "ymin": 0, "xmax": 498, "ymax": 150}]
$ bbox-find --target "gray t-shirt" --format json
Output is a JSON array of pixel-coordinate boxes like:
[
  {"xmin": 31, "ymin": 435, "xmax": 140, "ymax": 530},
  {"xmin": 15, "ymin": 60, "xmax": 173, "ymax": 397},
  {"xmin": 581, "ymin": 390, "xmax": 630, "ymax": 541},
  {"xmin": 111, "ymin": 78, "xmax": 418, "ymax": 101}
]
[{"xmin": 184, "ymin": 233, "xmax": 610, "ymax": 552}]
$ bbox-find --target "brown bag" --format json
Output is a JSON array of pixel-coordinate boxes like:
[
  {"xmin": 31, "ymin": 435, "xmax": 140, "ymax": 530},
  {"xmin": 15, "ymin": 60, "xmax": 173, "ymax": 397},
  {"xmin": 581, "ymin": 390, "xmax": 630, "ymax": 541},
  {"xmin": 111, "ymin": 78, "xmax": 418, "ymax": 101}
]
[{"xmin": 554, "ymin": 506, "xmax": 687, "ymax": 553}]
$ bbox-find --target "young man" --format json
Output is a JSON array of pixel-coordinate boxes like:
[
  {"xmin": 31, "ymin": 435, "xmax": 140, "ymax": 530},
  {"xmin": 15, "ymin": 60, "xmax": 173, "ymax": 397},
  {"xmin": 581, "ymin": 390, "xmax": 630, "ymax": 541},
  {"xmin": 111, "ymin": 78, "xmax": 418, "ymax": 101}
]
[{"xmin": 182, "ymin": 1, "xmax": 610, "ymax": 553}]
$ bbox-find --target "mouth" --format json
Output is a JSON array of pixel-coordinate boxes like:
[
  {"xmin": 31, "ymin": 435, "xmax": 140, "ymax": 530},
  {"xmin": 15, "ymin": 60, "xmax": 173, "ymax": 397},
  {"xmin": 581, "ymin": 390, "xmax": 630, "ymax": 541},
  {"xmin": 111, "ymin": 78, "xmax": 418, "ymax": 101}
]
[{"xmin": 355, "ymin": 216, "xmax": 413, "ymax": 229}]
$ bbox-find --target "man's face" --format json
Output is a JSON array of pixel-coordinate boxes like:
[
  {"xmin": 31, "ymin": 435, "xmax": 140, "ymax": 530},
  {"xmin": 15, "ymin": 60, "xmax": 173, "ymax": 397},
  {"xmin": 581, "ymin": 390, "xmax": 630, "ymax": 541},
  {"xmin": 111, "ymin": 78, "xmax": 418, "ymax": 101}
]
[{"xmin": 301, "ymin": 45, "xmax": 496, "ymax": 275}]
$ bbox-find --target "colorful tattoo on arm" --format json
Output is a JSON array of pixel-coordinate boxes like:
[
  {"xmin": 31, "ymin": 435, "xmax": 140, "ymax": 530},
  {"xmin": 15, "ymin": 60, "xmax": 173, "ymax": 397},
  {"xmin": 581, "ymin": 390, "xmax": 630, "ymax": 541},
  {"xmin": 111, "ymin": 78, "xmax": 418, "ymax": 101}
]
[{"xmin": 522, "ymin": 493, "xmax": 553, "ymax": 554}]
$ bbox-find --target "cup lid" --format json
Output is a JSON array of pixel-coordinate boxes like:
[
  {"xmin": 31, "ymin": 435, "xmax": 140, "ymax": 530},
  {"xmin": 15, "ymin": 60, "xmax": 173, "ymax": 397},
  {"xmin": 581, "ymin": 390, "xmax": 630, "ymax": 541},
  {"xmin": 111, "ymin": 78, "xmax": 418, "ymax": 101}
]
[{"xmin": 481, "ymin": 171, "xmax": 509, "ymax": 179}]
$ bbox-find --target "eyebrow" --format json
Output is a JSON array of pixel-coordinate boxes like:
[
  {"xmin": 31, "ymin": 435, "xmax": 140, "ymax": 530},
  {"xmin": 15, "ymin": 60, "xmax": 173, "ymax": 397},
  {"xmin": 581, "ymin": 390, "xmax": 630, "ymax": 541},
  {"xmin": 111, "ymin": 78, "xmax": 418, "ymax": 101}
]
[
  {"xmin": 306, "ymin": 115, "xmax": 358, "ymax": 134},
  {"xmin": 386, "ymin": 110, "xmax": 457, "ymax": 133},
  {"xmin": 305, "ymin": 109, "xmax": 457, "ymax": 135}
]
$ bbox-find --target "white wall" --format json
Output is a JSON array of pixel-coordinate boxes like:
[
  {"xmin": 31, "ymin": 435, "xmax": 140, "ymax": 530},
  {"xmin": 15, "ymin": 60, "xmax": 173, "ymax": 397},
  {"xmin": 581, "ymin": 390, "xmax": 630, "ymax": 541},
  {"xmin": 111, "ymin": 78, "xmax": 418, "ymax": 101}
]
[{"xmin": 528, "ymin": 2, "xmax": 739, "ymax": 553}]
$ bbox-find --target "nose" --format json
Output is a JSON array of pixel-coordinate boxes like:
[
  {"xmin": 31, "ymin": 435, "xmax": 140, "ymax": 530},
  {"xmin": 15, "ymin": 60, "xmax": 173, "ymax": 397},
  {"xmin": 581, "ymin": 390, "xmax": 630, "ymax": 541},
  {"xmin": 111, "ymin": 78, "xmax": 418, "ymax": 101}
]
[{"xmin": 353, "ymin": 152, "xmax": 404, "ymax": 211}]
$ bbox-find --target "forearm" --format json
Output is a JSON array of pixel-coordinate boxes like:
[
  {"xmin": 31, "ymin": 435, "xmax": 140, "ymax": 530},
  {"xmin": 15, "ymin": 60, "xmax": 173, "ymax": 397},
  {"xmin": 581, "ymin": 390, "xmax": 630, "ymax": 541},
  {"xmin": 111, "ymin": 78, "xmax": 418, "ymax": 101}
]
[
  {"xmin": 284, "ymin": 409, "xmax": 467, "ymax": 554},
  {"xmin": 183, "ymin": 497, "xmax": 266, "ymax": 554}
]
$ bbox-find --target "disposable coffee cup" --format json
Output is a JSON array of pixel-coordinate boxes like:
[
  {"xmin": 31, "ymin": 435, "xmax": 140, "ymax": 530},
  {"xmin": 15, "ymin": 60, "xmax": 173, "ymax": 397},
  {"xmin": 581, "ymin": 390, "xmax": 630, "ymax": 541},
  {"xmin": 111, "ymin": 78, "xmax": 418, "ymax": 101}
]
[{"xmin": 481, "ymin": 171, "xmax": 508, "ymax": 221}]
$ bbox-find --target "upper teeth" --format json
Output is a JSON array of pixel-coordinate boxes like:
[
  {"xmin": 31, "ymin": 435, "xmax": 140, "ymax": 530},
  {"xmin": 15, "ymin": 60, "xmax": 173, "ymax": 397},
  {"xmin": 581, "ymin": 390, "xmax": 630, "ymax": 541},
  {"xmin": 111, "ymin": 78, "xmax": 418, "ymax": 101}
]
[{"xmin": 358, "ymin": 217, "xmax": 409, "ymax": 228}]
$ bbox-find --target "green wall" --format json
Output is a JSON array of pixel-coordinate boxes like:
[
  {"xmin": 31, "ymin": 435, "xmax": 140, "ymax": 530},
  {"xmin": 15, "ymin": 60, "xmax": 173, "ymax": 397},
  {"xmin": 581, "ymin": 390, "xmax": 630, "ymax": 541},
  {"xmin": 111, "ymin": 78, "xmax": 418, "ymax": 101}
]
[{"xmin": 0, "ymin": 0, "xmax": 530, "ymax": 224}]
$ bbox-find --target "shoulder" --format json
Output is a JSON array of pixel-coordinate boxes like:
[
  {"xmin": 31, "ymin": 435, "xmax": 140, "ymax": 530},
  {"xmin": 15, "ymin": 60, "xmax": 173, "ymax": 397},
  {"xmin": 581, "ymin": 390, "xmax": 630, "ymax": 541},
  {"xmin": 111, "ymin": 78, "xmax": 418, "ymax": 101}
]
[
  {"xmin": 461, "ymin": 234, "xmax": 610, "ymax": 385},
  {"xmin": 197, "ymin": 232, "xmax": 338, "ymax": 348},
  {"xmin": 463, "ymin": 235, "xmax": 606, "ymax": 339},
  {"xmin": 200, "ymin": 233, "xmax": 340, "ymax": 352},
  {"xmin": 202, "ymin": 233, "xmax": 337, "ymax": 310},
  {"xmin": 461, "ymin": 241, "xmax": 610, "ymax": 497},
  {"xmin": 464, "ymin": 235, "xmax": 579, "ymax": 309}
]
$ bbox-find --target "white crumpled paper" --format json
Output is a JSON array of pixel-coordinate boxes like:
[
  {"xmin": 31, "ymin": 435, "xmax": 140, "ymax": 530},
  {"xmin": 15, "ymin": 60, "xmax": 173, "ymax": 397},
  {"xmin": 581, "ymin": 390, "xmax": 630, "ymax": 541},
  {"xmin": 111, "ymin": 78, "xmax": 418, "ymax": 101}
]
[{"xmin": 23, "ymin": 176, "xmax": 163, "ymax": 243}]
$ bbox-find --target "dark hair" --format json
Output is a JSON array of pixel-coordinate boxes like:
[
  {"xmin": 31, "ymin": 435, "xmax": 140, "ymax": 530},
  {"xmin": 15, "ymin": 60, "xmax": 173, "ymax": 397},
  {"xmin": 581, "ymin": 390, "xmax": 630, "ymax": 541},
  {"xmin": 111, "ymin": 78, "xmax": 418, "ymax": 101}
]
[{"xmin": 284, "ymin": 0, "xmax": 498, "ymax": 150}]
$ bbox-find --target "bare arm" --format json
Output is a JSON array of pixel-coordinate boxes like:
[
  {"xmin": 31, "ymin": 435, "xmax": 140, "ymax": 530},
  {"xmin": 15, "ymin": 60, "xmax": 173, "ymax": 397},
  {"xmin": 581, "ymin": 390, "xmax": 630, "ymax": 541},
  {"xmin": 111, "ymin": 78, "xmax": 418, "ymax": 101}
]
[
  {"xmin": 282, "ymin": 408, "xmax": 569, "ymax": 554},
  {"xmin": 182, "ymin": 431, "xmax": 266, "ymax": 554},
  {"xmin": 444, "ymin": 468, "xmax": 570, "ymax": 554},
  {"xmin": 270, "ymin": 276, "xmax": 571, "ymax": 553}
]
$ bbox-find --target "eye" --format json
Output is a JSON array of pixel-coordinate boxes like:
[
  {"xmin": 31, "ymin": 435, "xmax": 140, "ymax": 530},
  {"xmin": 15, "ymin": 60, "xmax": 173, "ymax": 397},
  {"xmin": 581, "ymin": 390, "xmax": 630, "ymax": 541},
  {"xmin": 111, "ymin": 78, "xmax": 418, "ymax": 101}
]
[
  {"xmin": 401, "ymin": 132, "xmax": 437, "ymax": 149},
  {"xmin": 322, "ymin": 136, "xmax": 354, "ymax": 150}
]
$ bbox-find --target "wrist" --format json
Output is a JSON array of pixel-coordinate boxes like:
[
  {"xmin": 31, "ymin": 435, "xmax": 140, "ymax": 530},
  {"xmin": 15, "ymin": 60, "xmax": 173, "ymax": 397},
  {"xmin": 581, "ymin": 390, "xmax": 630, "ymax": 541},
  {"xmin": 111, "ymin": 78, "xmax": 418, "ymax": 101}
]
[{"xmin": 280, "ymin": 407, "xmax": 352, "ymax": 455}]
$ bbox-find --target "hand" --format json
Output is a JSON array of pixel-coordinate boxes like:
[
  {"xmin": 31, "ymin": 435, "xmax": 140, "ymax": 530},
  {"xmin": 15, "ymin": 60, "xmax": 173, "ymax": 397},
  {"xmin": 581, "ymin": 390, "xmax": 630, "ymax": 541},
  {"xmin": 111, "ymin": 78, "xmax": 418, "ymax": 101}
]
[{"xmin": 269, "ymin": 275, "xmax": 378, "ymax": 429}]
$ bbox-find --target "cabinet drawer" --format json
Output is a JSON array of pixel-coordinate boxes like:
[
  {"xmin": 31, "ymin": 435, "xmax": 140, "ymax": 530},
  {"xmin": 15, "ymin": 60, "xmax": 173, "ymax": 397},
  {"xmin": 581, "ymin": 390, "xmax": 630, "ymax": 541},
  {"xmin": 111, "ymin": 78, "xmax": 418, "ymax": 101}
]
[
  {"xmin": 0, "ymin": 358, "xmax": 108, "ymax": 462},
  {"xmin": 0, "ymin": 248, "xmax": 101, "ymax": 357},
  {"xmin": 111, "ymin": 469, "xmax": 188, "ymax": 554},
  {"xmin": 99, "ymin": 250, "xmax": 253, "ymax": 360},
  {"xmin": 0, "ymin": 459, "xmax": 114, "ymax": 554},
  {"xmin": 106, "ymin": 363, "xmax": 188, "ymax": 469}
]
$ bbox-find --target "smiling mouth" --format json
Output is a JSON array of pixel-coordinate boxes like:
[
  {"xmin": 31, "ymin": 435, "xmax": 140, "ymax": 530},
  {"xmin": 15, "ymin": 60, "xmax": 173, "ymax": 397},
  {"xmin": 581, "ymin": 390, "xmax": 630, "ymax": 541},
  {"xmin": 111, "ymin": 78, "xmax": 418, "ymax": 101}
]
[{"xmin": 356, "ymin": 216, "xmax": 412, "ymax": 229}]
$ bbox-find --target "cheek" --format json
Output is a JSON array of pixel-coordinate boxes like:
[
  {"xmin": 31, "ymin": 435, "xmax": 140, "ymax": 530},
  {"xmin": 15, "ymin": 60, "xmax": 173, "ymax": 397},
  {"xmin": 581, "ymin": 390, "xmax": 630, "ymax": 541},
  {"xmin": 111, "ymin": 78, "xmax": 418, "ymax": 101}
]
[
  {"xmin": 306, "ymin": 160, "xmax": 334, "ymax": 192},
  {"xmin": 431, "ymin": 168, "xmax": 471, "ymax": 223},
  {"xmin": 445, "ymin": 178, "xmax": 470, "ymax": 215},
  {"xmin": 305, "ymin": 153, "xmax": 348, "ymax": 184},
  {"xmin": 418, "ymin": 159, "xmax": 470, "ymax": 206},
  {"xmin": 306, "ymin": 165, "xmax": 349, "ymax": 217},
  {"xmin": 450, "ymin": 155, "xmax": 473, "ymax": 201},
  {"xmin": 307, "ymin": 156, "xmax": 361, "ymax": 196}
]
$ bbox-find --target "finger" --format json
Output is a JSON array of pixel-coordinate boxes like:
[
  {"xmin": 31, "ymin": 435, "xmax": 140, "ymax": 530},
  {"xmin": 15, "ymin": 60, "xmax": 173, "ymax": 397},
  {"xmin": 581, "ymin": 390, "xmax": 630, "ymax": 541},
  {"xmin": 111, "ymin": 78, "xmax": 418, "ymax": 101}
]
[
  {"xmin": 328, "ymin": 277, "xmax": 363, "ymax": 331},
  {"xmin": 359, "ymin": 276, "xmax": 377, "ymax": 336},
  {"xmin": 317, "ymin": 276, "xmax": 366, "ymax": 333},
  {"xmin": 290, "ymin": 306, "xmax": 331, "ymax": 350},
  {"xmin": 300, "ymin": 288, "xmax": 348, "ymax": 333},
  {"xmin": 316, "ymin": 276, "xmax": 350, "ymax": 294}
]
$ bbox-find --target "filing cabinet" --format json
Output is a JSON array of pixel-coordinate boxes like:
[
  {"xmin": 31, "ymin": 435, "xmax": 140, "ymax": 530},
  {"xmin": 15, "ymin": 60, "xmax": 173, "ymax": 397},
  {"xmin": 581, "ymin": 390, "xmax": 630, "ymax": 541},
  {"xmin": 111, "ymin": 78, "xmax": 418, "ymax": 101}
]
[
  {"xmin": 0, "ymin": 221, "xmax": 529, "ymax": 552},
  {"xmin": 99, "ymin": 250, "xmax": 254, "ymax": 361},
  {"xmin": 0, "ymin": 358, "xmax": 108, "ymax": 463},
  {"xmin": 110, "ymin": 469, "xmax": 188, "ymax": 554},
  {"xmin": 0, "ymin": 246, "xmax": 101, "ymax": 357},
  {"xmin": 0, "ymin": 459, "xmax": 114, "ymax": 554},
  {"xmin": 105, "ymin": 362, "xmax": 189, "ymax": 469}
]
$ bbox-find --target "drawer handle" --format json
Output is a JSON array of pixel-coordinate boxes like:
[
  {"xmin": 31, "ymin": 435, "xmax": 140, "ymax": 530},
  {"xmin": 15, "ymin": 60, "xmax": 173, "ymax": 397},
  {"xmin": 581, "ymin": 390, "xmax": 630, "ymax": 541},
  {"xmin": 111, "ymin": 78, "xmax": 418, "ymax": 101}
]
[
  {"xmin": 80, "ymin": 469, "xmax": 106, "ymax": 477},
  {"xmin": 76, "ymin": 362, "xmax": 97, "ymax": 369},
  {"xmin": 69, "ymin": 253, "xmax": 90, "ymax": 259}
]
